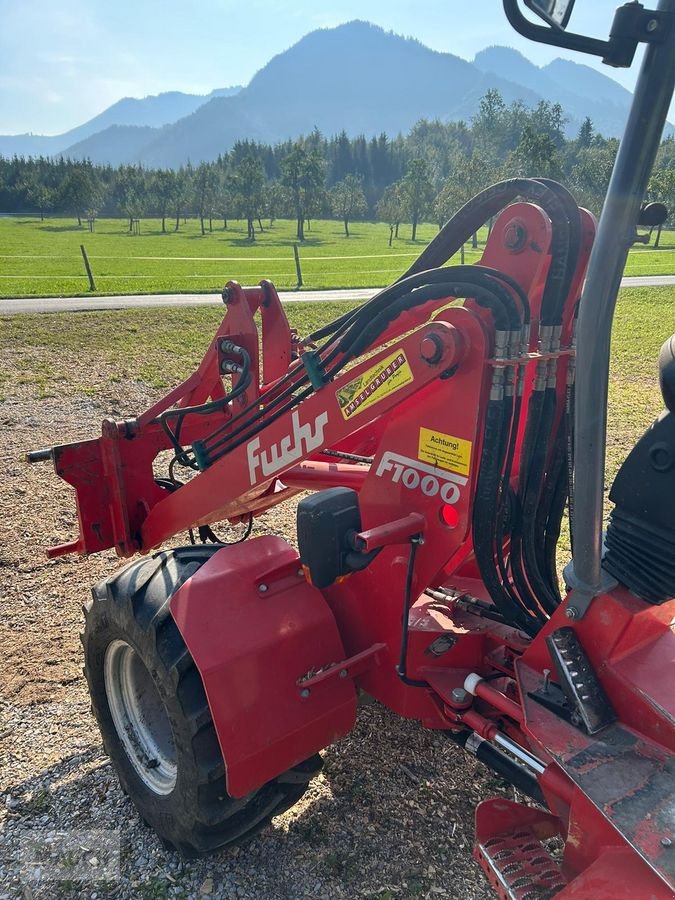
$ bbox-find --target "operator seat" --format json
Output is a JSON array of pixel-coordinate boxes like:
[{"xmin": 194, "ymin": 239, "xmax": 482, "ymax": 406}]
[{"xmin": 603, "ymin": 333, "xmax": 675, "ymax": 605}]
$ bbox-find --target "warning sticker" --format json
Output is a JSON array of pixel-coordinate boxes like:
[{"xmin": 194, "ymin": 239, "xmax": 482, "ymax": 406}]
[
  {"xmin": 336, "ymin": 350, "xmax": 413, "ymax": 419},
  {"xmin": 418, "ymin": 427, "xmax": 472, "ymax": 476}
]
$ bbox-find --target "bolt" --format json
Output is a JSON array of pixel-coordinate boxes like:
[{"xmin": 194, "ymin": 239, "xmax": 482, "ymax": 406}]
[
  {"xmin": 542, "ymin": 669, "xmax": 551, "ymax": 694},
  {"xmin": 300, "ymin": 688, "xmax": 311, "ymax": 699},
  {"xmin": 451, "ymin": 687, "xmax": 468, "ymax": 704},
  {"xmin": 646, "ymin": 18, "xmax": 659, "ymax": 32},
  {"xmin": 339, "ymin": 669, "xmax": 348, "ymax": 679},
  {"xmin": 297, "ymin": 567, "xmax": 304, "ymax": 577},
  {"xmin": 565, "ymin": 606, "xmax": 578, "ymax": 620},
  {"xmin": 420, "ymin": 334, "xmax": 443, "ymax": 365},
  {"xmin": 258, "ymin": 583, "xmax": 268, "ymax": 593},
  {"xmin": 661, "ymin": 837, "xmax": 672, "ymax": 848},
  {"xmin": 503, "ymin": 220, "xmax": 527, "ymax": 252}
]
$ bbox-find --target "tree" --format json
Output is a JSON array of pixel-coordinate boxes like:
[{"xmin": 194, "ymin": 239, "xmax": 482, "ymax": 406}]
[
  {"xmin": 577, "ymin": 117, "xmax": 594, "ymax": 149},
  {"xmin": 61, "ymin": 167, "xmax": 100, "ymax": 227},
  {"xmin": 399, "ymin": 159, "xmax": 435, "ymax": 241},
  {"xmin": 264, "ymin": 180, "xmax": 286, "ymax": 227},
  {"xmin": 20, "ymin": 173, "xmax": 53, "ymax": 221},
  {"xmin": 230, "ymin": 156, "xmax": 266, "ymax": 240},
  {"xmin": 153, "ymin": 169, "xmax": 177, "ymax": 233},
  {"xmin": 567, "ymin": 142, "xmax": 618, "ymax": 215},
  {"xmin": 329, "ymin": 174, "xmax": 367, "ymax": 237},
  {"xmin": 193, "ymin": 164, "xmax": 219, "ymax": 235},
  {"xmin": 648, "ymin": 168, "xmax": 675, "ymax": 236},
  {"xmin": 377, "ymin": 182, "xmax": 405, "ymax": 244},
  {"xmin": 280, "ymin": 144, "xmax": 325, "ymax": 241},
  {"xmin": 434, "ymin": 150, "xmax": 496, "ymax": 245},
  {"xmin": 504, "ymin": 125, "xmax": 563, "ymax": 180},
  {"xmin": 172, "ymin": 166, "xmax": 192, "ymax": 231}
]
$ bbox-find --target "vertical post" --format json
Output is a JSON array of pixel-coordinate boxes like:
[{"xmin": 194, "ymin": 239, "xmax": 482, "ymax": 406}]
[
  {"xmin": 293, "ymin": 243, "xmax": 303, "ymax": 289},
  {"xmin": 572, "ymin": 0, "xmax": 675, "ymax": 595},
  {"xmin": 80, "ymin": 244, "xmax": 96, "ymax": 292},
  {"xmin": 460, "ymin": 244, "xmax": 465, "ymax": 265}
]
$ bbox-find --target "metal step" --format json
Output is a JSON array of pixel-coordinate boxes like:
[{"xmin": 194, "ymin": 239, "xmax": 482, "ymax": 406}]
[
  {"xmin": 474, "ymin": 799, "xmax": 568, "ymax": 900},
  {"xmin": 546, "ymin": 627, "xmax": 615, "ymax": 735}
]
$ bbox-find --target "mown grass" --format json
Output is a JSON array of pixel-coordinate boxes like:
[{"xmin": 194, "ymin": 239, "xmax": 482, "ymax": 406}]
[{"xmin": 1, "ymin": 216, "xmax": 673, "ymax": 299}]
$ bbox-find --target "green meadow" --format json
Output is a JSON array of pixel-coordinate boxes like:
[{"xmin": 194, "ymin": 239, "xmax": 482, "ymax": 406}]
[{"xmin": 1, "ymin": 216, "xmax": 673, "ymax": 298}]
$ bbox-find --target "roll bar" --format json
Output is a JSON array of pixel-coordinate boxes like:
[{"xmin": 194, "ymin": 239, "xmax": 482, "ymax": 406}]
[{"xmin": 504, "ymin": 0, "xmax": 675, "ymax": 602}]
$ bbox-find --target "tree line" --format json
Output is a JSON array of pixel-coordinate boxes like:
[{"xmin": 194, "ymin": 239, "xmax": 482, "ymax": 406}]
[{"xmin": 1, "ymin": 90, "xmax": 674, "ymax": 240}]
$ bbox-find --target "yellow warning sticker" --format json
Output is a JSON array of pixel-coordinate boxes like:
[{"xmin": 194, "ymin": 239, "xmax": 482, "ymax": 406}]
[
  {"xmin": 336, "ymin": 350, "xmax": 413, "ymax": 419},
  {"xmin": 418, "ymin": 427, "xmax": 472, "ymax": 476}
]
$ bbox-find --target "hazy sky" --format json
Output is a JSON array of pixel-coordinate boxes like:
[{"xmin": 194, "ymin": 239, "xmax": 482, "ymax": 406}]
[{"xmin": 1, "ymin": 0, "xmax": 671, "ymax": 135}]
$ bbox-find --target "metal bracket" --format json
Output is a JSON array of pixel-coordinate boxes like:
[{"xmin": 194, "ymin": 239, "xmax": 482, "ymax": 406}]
[
  {"xmin": 563, "ymin": 560, "xmax": 618, "ymax": 620},
  {"xmin": 301, "ymin": 349, "xmax": 328, "ymax": 390}
]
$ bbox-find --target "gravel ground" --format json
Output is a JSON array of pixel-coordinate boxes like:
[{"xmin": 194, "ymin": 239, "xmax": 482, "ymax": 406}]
[{"xmin": 0, "ymin": 361, "xmax": 505, "ymax": 900}]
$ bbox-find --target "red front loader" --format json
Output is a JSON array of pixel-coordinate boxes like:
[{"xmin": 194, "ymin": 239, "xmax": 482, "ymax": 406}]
[{"xmin": 28, "ymin": 1, "xmax": 675, "ymax": 896}]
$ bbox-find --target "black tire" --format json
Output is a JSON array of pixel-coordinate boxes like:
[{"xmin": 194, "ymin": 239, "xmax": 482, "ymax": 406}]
[{"xmin": 82, "ymin": 544, "xmax": 322, "ymax": 856}]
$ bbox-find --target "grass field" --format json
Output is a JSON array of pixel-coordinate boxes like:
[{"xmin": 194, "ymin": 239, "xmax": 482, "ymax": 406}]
[{"xmin": 1, "ymin": 215, "xmax": 674, "ymax": 298}]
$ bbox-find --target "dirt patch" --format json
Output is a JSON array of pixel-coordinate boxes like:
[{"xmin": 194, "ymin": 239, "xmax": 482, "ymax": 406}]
[{"xmin": 0, "ymin": 373, "xmax": 501, "ymax": 899}]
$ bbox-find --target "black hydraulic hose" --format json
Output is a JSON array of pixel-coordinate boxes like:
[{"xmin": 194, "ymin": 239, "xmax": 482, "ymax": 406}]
[
  {"xmin": 396, "ymin": 537, "xmax": 428, "ymax": 689},
  {"xmin": 508, "ymin": 388, "xmax": 547, "ymax": 619},
  {"xmin": 201, "ymin": 265, "xmax": 513, "ymax": 456},
  {"xmin": 346, "ymin": 279, "xmax": 511, "ymax": 359},
  {"xmin": 534, "ymin": 177, "xmax": 582, "ymax": 314},
  {"xmin": 543, "ymin": 446, "xmax": 569, "ymax": 599},
  {"xmin": 520, "ymin": 388, "xmax": 560, "ymax": 614},
  {"xmin": 195, "ymin": 384, "xmax": 314, "ymax": 467},
  {"xmin": 202, "ymin": 275, "xmax": 515, "ymax": 465},
  {"xmin": 444, "ymin": 730, "xmax": 545, "ymax": 805},
  {"xmin": 472, "ymin": 398, "xmax": 538, "ymax": 634},
  {"xmin": 338, "ymin": 266, "xmax": 520, "ymax": 358},
  {"xmin": 399, "ymin": 178, "xmax": 571, "ymax": 326}
]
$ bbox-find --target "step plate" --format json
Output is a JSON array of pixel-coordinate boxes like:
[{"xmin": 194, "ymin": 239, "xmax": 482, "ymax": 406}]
[
  {"xmin": 546, "ymin": 627, "xmax": 615, "ymax": 734},
  {"xmin": 476, "ymin": 826, "xmax": 568, "ymax": 900}
]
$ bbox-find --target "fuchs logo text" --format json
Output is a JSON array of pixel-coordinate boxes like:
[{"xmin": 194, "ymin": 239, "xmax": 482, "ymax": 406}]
[
  {"xmin": 375, "ymin": 451, "xmax": 468, "ymax": 504},
  {"xmin": 247, "ymin": 411, "xmax": 329, "ymax": 484}
]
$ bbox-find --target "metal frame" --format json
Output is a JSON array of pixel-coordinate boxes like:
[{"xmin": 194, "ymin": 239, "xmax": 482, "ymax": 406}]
[{"xmin": 572, "ymin": 0, "xmax": 675, "ymax": 594}]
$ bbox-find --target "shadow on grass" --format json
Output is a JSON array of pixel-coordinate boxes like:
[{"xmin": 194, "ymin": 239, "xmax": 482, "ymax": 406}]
[{"xmin": 36, "ymin": 224, "xmax": 87, "ymax": 233}]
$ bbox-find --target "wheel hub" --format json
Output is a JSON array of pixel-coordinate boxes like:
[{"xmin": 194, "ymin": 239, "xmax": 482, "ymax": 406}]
[{"xmin": 103, "ymin": 639, "xmax": 177, "ymax": 795}]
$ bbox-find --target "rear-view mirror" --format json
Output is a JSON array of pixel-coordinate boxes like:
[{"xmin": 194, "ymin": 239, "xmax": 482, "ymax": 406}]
[{"xmin": 524, "ymin": 0, "xmax": 576, "ymax": 29}]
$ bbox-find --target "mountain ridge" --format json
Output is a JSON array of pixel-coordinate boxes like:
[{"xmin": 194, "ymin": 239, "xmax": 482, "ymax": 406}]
[{"xmin": 1, "ymin": 21, "xmax": 672, "ymax": 168}]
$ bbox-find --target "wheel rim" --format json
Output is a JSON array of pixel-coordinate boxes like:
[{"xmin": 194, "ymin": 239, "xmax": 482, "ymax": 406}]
[{"xmin": 103, "ymin": 639, "xmax": 177, "ymax": 795}]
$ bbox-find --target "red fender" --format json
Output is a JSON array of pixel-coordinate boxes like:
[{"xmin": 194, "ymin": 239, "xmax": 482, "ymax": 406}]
[{"xmin": 170, "ymin": 535, "xmax": 356, "ymax": 797}]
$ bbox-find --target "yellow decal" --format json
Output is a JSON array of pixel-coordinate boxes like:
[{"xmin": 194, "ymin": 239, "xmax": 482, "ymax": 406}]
[
  {"xmin": 336, "ymin": 350, "xmax": 413, "ymax": 419},
  {"xmin": 418, "ymin": 427, "xmax": 472, "ymax": 476}
]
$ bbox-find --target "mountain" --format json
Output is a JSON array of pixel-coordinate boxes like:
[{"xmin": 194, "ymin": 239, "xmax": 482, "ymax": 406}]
[
  {"xmin": 2, "ymin": 21, "xmax": 672, "ymax": 168},
  {"xmin": 0, "ymin": 86, "xmax": 242, "ymax": 159},
  {"xmin": 472, "ymin": 46, "xmax": 665, "ymax": 140},
  {"xmin": 91, "ymin": 21, "xmax": 546, "ymax": 168}
]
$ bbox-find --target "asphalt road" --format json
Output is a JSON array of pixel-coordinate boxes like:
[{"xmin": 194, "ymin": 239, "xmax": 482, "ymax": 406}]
[{"xmin": 0, "ymin": 276, "xmax": 673, "ymax": 315}]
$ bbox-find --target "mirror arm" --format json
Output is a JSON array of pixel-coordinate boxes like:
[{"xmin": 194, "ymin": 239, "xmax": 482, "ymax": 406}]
[
  {"xmin": 504, "ymin": 1, "xmax": 673, "ymax": 67},
  {"xmin": 503, "ymin": 0, "xmax": 612, "ymax": 57}
]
